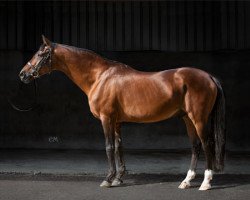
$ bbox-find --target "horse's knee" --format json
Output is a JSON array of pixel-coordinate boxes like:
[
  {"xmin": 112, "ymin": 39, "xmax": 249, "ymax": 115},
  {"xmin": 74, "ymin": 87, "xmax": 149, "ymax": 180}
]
[
  {"xmin": 114, "ymin": 145, "xmax": 122, "ymax": 154},
  {"xmin": 105, "ymin": 143, "xmax": 115, "ymax": 151},
  {"xmin": 114, "ymin": 146, "xmax": 125, "ymax": 165}
]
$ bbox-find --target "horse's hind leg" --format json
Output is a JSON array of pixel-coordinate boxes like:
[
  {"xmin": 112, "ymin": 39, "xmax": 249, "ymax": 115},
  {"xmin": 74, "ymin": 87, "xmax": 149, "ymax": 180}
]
[
  {"xmin": 111, "ymin": 123, "xmax": 126, "ymax": 186},
  {"xmin": 192, "ymin": 121, "xmax": 214, "ymax": 191},
  {"xmin": 179, "ymin": 115, "xmax": 201, "ymax": 189}
]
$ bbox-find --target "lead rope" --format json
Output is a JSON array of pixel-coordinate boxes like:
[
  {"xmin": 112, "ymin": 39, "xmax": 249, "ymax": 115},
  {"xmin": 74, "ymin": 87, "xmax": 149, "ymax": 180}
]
[{"xmin": 7, "ymin": 79, "xmax": 38, "ymax": 112}]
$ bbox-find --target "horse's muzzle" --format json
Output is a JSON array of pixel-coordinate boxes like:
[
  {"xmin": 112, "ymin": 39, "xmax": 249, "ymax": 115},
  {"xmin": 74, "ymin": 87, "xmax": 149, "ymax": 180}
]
[{"xmin": 19, "ymin": 71, "xmax": 33, "ymax": 84}]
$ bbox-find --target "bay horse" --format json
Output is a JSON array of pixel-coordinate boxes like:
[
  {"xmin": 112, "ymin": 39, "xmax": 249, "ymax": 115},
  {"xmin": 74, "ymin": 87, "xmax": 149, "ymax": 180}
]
[{"xmin": 19, "ymin": 36, "xmax": 225, "ymax": 190}]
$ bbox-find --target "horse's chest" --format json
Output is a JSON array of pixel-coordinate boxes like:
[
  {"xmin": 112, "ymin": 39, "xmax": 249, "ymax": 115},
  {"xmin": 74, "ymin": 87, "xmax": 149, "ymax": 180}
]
[
  {"xmin": 88, "ymin": 99, "xmax": 101, "ymax": 119},
  {"xmin": 88, "ymin": 93, "xmax": 114, "ymax": 119}
]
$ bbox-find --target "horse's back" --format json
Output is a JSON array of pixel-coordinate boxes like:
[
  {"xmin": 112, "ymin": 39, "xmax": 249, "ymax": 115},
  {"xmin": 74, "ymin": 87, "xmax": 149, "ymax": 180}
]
[{"xmin": 109, "ymin": 68, "xmax": 182, "ymax": 122}]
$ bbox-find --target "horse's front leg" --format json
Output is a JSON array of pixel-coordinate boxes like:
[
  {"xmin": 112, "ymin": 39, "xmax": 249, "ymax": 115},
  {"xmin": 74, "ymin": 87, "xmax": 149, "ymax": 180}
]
[
  {"xmin": 100, "ymin": 116, "xmax": 116, "ymax": 187},
  {"xmin": 111, "ymin": 123, "xmax": 126, "ymax": 186}
]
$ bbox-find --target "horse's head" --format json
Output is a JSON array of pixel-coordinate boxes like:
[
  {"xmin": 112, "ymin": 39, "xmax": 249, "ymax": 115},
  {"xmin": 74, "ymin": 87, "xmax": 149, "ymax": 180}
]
[{"xmin": 19, "ymin": 35, "xmax": 54, "ymax": 84}]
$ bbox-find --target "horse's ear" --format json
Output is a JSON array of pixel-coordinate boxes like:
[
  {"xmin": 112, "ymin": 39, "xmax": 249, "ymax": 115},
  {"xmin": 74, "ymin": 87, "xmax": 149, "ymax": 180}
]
[{"xmin": 42, "ymin": 35, "xmax": 52, "ymax": 47}]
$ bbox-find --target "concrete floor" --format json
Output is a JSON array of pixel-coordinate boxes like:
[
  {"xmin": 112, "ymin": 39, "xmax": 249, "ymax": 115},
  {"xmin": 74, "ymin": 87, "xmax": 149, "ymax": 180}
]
[
  {"xmin": 0, "ymin": 149, "xmax": 249, "ymax": 200},
  {"xmin": 0, "ymin": 176, "xmax": 249, "ymax": 200},
  {"xmin": 0, "ymin": 149, "xmax": 250, "ymax": 175}
]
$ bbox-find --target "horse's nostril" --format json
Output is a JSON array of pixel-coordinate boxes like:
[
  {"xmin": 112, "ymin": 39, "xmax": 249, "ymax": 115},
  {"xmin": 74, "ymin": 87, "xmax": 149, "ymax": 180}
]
[{"xmin": 19, "ymin": 71, "xmax": 25, "ymax": 79}]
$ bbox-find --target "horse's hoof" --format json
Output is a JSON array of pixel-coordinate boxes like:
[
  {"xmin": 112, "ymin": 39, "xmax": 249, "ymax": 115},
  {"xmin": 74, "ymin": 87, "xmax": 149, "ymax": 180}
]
[
  {"xmin": 100, "ymin": 180, "xmax": 111, "ymax": 188},
  {"xmin": 199, "ymin": 183, "xmax": 211, "ymax": 191},
  {"xmin": 178, "ymin": 181, "xmax": 190, "ymax": 189},
  {"xmin": 111, "ymin": 178, "xmax": 123, "ymax": 187}
]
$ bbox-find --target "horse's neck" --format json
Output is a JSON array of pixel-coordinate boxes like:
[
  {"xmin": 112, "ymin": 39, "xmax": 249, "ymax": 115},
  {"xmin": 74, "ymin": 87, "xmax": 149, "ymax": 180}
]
[{"xmin": 54, "ymin": 45, "xmax": 108, "ymax": 96}]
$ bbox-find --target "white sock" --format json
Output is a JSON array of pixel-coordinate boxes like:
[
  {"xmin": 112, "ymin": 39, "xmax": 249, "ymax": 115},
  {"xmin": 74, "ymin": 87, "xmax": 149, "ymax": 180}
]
[{"xmin": 183, "ymin": 170, "xmax": 196, "ymax": 184}]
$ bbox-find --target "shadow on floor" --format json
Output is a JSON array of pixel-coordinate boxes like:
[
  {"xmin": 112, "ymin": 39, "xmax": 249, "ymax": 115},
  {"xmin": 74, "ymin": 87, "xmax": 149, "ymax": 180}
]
[
  {"xmin": 0, "ymin": 173, "xmax": 249, "ymax": 190},
  {"xmin": 119, "ymin": 174, "xmax": 250, "ymax": 190}
]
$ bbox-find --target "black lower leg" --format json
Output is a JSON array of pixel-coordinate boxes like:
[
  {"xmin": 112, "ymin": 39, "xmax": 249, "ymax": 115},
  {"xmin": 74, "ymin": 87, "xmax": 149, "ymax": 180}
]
[
  {"xmin": 202, "ymin": 142, "xmax": 214, "ymax": 170},
  {"xmin": 105, "ymin": 145, "xmax": 116, "ymax": 182},
  {"xmin": 189, "ymin": 141, "xmax": 201, "ymax": 170},
  {"xmin": 114, "ymin": 124, "xmax": 125, "ymax": 180},
  {"xmin": 114, "ymin": 144, "xmax": 125, "ymax": 180},
  {"xmin": 102, "ymin": 116, "xmax": 116, "ymax": 182}
]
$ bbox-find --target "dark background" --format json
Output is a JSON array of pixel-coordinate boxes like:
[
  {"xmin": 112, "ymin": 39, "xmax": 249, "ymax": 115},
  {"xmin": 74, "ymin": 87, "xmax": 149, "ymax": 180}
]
[{"xmin": 0, "ymin": 1, "xmax": 249, "ymax": 151}]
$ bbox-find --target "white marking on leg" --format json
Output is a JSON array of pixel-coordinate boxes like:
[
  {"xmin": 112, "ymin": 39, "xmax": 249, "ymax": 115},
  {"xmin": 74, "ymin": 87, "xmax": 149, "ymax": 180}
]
[
  {"xmin": 111, "ymin": 178, "xmax": 123, "ymax": 187},
  {"xmin": 199, "ymin": 169, "xmax": 213, "ymax": 191},
  {"xmin": 100, "ymin": 180, "xmax": 111, "ymax": 188},
  {"xmin": 178, "ymin": 170, "xmax": 196, "ymax": 189}
]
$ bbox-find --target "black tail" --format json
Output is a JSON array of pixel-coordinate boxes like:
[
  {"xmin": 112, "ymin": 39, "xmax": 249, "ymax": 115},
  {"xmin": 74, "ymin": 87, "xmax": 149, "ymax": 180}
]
[{"xmin": 210, "ymin": 76, "xmax": 226, "ymax": 172}]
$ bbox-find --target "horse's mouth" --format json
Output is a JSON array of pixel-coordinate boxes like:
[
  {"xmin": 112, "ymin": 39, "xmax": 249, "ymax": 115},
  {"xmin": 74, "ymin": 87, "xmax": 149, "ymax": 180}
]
[{"xmin": 20, "ymin": 75, "xmax": 33, "ymax": 84}]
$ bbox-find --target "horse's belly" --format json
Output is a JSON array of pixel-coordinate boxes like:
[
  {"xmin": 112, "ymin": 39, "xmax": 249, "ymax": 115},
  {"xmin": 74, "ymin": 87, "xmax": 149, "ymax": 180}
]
[
  {"xmin": 119, "ymin": 95, "xmax": 180, "ymax": 123},
  {"xmin": 122, "ymin": 106, "xmax": 178, "ymax": 123}
]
